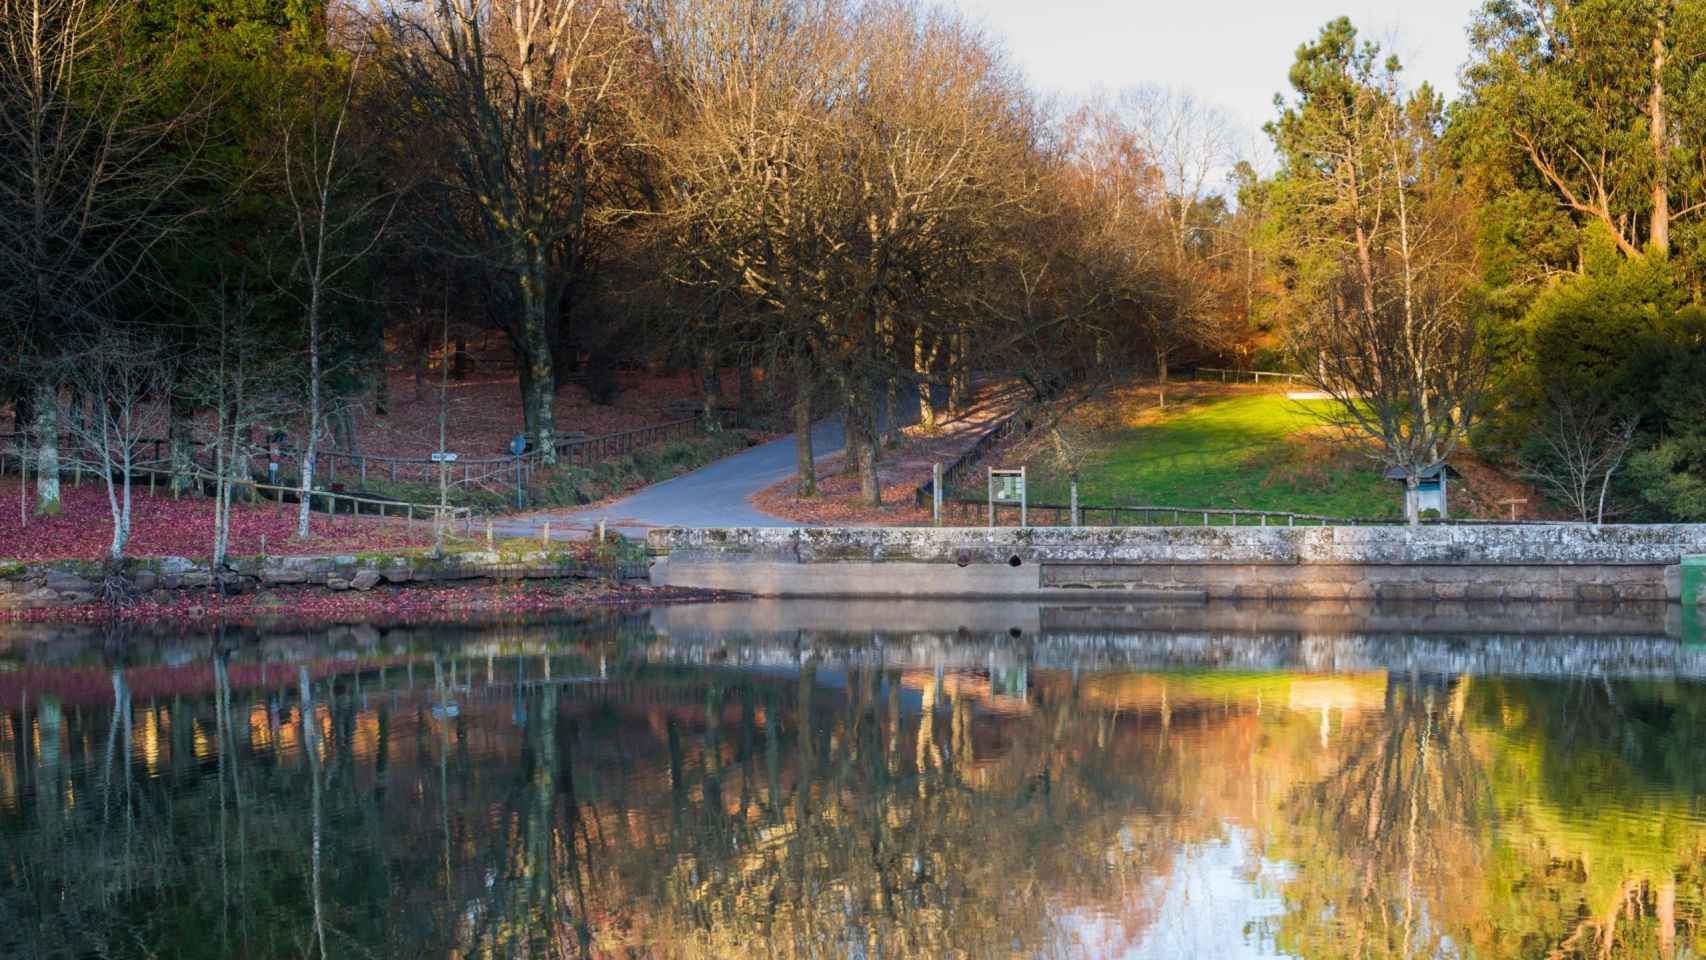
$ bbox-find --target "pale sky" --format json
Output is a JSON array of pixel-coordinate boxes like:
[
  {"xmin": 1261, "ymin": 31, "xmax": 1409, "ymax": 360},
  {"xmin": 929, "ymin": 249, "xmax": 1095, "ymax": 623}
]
[{"xmin": 955, "ymin": 0, "xmax": 1482, "ymax": 169}]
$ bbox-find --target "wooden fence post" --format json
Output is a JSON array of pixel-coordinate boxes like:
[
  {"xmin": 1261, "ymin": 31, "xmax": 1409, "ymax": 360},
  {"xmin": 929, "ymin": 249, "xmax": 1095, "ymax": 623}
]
[{"xmin": 541, "ymin": 522, "xmax": 550, "ymax": 550}]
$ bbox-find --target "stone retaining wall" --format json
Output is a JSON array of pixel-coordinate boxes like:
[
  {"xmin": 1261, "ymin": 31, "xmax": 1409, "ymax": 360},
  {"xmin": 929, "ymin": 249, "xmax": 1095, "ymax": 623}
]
[
  {"xmin": 0, "ymin": 550, "xmax": 635, "ymax": 610},
  {"xmin": 648, "ymin": 526, "xmax": 1706, "ymax": 603}
]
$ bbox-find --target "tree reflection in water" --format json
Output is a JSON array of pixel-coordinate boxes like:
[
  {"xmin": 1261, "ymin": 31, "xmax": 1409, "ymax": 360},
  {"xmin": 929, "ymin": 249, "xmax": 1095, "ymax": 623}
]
[{"xmin": 1, "ymin": 621, "xmax": 1705, "ymax": 958}]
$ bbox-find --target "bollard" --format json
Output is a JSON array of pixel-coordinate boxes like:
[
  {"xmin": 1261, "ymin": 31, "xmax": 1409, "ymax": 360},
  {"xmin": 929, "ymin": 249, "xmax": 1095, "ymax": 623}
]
[
  {"xmin": 541, "ymin": 522, "xmax": 550, "ymax": 550},
  {"xmin": 596, "ymin": 518, "xmax": 606, "ymax": 544},
  {"xmin": 486, "ymin": 519, "xmax": 493, "ymax": 548}
]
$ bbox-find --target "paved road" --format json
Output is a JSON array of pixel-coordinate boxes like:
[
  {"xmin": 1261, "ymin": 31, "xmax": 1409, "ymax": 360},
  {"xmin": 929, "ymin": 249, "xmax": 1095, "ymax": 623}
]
[{"xmin": 494, "ymin": 406, "xmax": 901, "ymax": 539}]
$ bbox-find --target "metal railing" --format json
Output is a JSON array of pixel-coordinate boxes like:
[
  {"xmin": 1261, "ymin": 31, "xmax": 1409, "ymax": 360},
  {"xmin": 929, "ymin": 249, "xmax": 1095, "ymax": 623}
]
[{"xmin": 941, "ymin": 497, "xmax": 1563, "ymax": 528}]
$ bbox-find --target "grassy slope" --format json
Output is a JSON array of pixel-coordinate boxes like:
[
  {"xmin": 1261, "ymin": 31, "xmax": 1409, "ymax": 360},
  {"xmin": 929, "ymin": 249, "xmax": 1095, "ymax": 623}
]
[{"xmin": 971, "ymin": 389, "xmax": 1401, "ymax": 519}]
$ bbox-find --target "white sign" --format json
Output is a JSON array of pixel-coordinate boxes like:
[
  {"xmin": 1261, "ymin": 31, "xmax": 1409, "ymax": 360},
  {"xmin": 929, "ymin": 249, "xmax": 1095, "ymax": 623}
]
[
  {"xmin": 987, "ymin": 466, "xmax": 1028, "ymax": 527},
  {"xmin": 990, "ymin": 470, "xmax": 1025, "ymax": 502},
  {"xmin": 430, "ymin": 452, "xmax": 459, "ymax": 463}
]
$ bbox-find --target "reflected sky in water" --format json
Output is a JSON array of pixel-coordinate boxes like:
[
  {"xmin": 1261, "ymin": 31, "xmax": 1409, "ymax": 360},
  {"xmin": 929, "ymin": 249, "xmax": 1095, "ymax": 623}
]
[{"xmin": 3, "ymin": 600, "xmax": 1705, "ymax": 958}]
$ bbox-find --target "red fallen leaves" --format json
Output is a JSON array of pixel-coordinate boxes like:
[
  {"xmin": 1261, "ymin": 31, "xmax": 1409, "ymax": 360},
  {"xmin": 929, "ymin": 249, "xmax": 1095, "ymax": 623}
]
[
  {"xmin": 3, "ymin": 580, "xmax": 725, "ymax": 627},
  {"xmin": 338, "ymin": 365, "xmax": 750, "ymax": 458},
  {"xmin": 0, "ymin": 478, "xmax": 435, "ymax": 563}
]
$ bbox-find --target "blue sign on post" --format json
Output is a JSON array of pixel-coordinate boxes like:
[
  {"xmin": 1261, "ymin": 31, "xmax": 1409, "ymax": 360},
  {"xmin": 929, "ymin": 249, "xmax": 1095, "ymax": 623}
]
[{"xmin": 511, "ymin": 434, "xmax": 528, "ymax": 510}]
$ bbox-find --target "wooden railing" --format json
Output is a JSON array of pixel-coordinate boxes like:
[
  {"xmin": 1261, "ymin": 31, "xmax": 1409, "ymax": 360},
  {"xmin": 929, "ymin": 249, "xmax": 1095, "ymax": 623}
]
[
  {"xmin": 301, "ymin": 416, "xmax": 703, "ymax": 497},
  {"xmin": 914, "ymin": 408, "xmax": 1030, "ymax": 508},
  {"xmin": 0, "ymin": 438, "xmax": 475, "ymax": 532},
  {"xmin": 1192, "ymin": 367, "xmax": 1310, "ymax": 385},
  {"xmin": 4, "ymin": 414, "xmax": 706, "ymax": 509},
  {"xmin": 132, "ymin": 462, "xmax": 476, "ymax": 531}
]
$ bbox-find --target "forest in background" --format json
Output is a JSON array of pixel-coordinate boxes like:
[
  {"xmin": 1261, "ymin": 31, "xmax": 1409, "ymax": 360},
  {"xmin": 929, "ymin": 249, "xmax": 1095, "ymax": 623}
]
[{"xmin": 6, "ymin": 0, "xmax": 1706, "ymax": 566}]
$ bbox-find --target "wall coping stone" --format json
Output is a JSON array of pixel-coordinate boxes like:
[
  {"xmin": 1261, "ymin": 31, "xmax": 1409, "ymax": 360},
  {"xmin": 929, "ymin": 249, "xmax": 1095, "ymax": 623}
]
[{"xmin": 649, "ymin": 525, "xmax": 1706, "ymax": 568}]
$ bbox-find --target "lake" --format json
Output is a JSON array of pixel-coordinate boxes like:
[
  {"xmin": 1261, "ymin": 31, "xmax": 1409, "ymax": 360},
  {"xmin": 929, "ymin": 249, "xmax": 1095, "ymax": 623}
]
[{"xmin": 3, "ymin": 599, "xmax": 1704, "ymax": 958}]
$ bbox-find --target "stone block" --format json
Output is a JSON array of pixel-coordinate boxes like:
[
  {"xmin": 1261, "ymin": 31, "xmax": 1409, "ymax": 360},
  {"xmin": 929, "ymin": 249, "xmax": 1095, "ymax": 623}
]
[
  {"xmin": 327, "ymin": 577, "xmax": 351, "ymax": 591},
  {"xmin": 1576, "ymin": 583, "xmax": 1617, "ymax": 602},
  {"xmin": 22, "ymin": 588, "xmax": 62, "ymax": 607},
  {"xmin": 44, "ymin": 571, "xmax": 97, "ymax": 594},
  {"xmin": 350, "ymin": 570, "xmax": 381, "ymax": 591}
]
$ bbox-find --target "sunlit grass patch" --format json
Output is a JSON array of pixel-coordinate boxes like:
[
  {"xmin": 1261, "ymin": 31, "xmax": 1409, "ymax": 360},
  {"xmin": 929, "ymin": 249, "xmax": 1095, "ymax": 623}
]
[{"xmin": 973, "ymin": 389, "xmax": 1400, "ymax": 519}]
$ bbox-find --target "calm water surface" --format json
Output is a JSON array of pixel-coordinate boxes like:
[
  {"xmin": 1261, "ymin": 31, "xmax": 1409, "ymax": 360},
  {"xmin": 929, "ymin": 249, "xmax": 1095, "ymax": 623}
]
[{"xmin": 3, "ymin": 599, "xmax": 1706, "ymax": 959}]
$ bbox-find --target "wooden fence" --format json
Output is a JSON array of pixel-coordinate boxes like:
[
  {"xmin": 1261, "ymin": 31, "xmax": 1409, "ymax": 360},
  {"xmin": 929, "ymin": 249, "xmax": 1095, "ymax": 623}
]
[
  {"xmin": 0, "ymin": 438, "xmax": 475, "ymax": 533},
  {"xmin": 2, "ymin": 414, "xmax": 704, "ymax": 509},
  {"xmin": 914, "ymin": 409, "xmax": 1030, "ymax": 509},
  {"xmin": 1192, "ymin": 367, "xmax": 1310, "ymax": 385},
  {"xmin": 273, "ymin": 416, "xmax": 703, "ymax": 498}
]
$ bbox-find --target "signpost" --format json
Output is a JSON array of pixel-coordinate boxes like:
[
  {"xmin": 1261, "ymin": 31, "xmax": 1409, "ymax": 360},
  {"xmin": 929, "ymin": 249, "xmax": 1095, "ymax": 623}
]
[
  {"xmin": 932, "ymin": 463, "xmax": 944, "ymax": 527},
  {"xmin": 430, "ymin": 452, "xmax": 459, "ymax": 463},
  {"xmin": 511, "ymin": 434, "xmax": 529, "ymax": 510},
  {"xmin": 988, "ymin": 466, "xmax": 1026, "ymax": 527}
]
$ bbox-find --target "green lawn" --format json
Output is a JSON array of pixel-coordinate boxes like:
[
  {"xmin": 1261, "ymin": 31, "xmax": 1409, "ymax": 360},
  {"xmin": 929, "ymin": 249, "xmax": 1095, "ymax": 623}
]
[{"xmin": 960, "ymin": 391, "xmax": 1402, "ymax": 520}]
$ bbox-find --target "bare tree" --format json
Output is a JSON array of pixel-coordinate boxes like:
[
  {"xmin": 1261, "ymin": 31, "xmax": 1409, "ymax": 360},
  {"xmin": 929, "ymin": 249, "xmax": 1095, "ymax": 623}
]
[
  {"xmin": 381, "ymin": 0, "xmax": 631, "ymax": 466},
  {"xmin": 1068, "ymin": 93, "xmax": 1231, "ymax": 409},
  {"xmin": 279, "ymin": 48, "xmax": 396, "ymax": 539},
  {"xmin": 56, "ymin": 331, "xmax": 173, "ymax": 569},
  {"xmin": 0, "ymin": 0, "xmax": 205, "ymax": 514},
  {"xmin": 190, "ymin": 273, "xmax": 292, "ymax": 570},
  {"xmin": 1123, "ymin": 86, "xmax": 1239, "ymax": 407},
  {"xmin": 1522, "ymin": 394, "xmax": 1640, "ymax": 525}
]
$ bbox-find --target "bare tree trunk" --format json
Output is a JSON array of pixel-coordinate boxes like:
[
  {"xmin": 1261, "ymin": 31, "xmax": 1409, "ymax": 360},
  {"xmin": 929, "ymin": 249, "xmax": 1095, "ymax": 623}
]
[
  {"xmin": 518, "ymin": 356, "xmax": 538, "ymax": 440},
  {"xmin": 295, "ymin": 291, "xmax": 322, "ymax": 539},
  {"xmin": 699, "ymin": 348, "xmax": 721, "ymax": 432},
  {"xmin": 521, "ymin": 279, "xmax": 557, "ymax": 464},
  {"xmin": 850, "ymin": 391, "xmax": 881, "ymax": 506},
  {"xmin": 169, "ymin": 390, "xmax": 195, "ymax": 496},
  {"xmin": 1651, "ymin": 14, "xmax": 1670, "ymax": 256},
  {"xmin": 413, "ymin": 306, "xmax": 431, "ymax": 401},
  {"xmin": 915, "ymin": 328, "xmax": 937, "ymax": 429},
  {"xmin": 738, "ymin": 364, "xmax": 756, "ymax": 419},
  {"xmin": 794, "ymin": 381, "xmax": 817, "ymax": 498},
  {"xmin": 372, "ymin": 357, "xmax": 389, "ymax": 418},
  {"xmin": 436, "ymin": 313, "xmax": 450, "ymax": 556},
  {"xmin": 33, "ymin": 383, "xmax": 60, "ymax": 514},
  {"xmin": 1156, "ymin": 352, "xmax": 1169, "ymax": 410}
]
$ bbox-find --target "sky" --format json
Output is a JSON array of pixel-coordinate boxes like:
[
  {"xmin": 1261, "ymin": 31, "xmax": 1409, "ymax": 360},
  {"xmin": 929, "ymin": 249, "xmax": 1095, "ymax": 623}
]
[{"xmin": 955, "ymin": 0, "xmax": 1482, "ymax": 169}]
